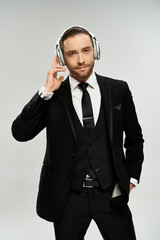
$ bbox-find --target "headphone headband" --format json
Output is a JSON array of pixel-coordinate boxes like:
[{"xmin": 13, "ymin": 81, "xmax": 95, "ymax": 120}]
[{"xmin": 56, "ymin": 26, "xmax": 100, "ymax": 66}]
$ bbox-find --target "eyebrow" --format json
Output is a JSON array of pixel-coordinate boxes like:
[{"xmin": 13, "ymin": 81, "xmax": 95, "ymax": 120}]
[
  {"xmin": 65, "ymin": 46, "xmax": 92, "ymax": 54},
  {"xmin": 82, "ymin": 46, "xmax": 92, "ymax": 50}
]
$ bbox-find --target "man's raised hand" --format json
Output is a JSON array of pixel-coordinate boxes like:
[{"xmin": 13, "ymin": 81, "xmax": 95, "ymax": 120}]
[{"xmin": 44, "ymin": 56, "xmax": 67, "ymax": 92}]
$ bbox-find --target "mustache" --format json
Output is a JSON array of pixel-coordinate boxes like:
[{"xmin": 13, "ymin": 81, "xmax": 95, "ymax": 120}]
[{"xmin": 75, "ymin": 65, "xmax": 89, "ymax": 69}]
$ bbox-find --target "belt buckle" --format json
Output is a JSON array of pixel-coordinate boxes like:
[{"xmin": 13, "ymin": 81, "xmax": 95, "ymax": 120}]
[{"xmin": 83, "ymin": 178, "xmax": 94, "ymax": 188}]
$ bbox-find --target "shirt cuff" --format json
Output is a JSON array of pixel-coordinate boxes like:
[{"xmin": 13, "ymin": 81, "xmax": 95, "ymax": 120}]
[
  {"xmin": 130, "ymin": 178, "xmax": 138, "ymax": 186},
  {"xmin": 38, "ymin": 86, "xmax": 53, "ymax": 100}
]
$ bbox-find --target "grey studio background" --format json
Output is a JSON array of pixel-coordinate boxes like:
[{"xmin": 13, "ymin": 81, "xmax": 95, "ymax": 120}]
[{"xmin": 1, "ymin": 0, "xmax": 160, "ymax": 239}]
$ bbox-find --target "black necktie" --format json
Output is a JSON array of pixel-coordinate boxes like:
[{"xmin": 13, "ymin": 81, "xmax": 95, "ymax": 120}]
[
  {"xmin": 78, "ymin": 82, "xmax": 94, "ymax": 131},
  {"xmin": 78, "ymin": 82, "xmax": 96, "ymax": 179}
]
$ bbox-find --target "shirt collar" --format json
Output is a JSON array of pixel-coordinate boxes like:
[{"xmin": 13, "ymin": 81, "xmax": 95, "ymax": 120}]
[{"xmin": 69, "ymin": 72, "xmax": 97, "ymax": 92}]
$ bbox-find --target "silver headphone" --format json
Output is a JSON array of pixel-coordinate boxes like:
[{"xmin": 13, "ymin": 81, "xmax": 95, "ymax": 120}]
[{"xmin": 56, "ymin": 26, "xmax": 101, "ymax": 66}]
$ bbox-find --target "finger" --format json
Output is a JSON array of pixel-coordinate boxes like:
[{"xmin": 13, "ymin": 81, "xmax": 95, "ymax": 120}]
[
  {"xmin": 51, "ymin": 56, "xmax": 66, "ymax": 71},
  {"xmin": 50, "ymin": 56, "xmax": 60, "ymax": 69},
  {"xmin": 54, "ymin": 55, "xmax": 59, "ymax": 64},
  {"xmin": 55, "ymin": 55, "xmax": 64, "ymax": 67},
  {"xmin": 50, "ymin": 55, "xmax": 57, "ymax": 68},
  {"xmin": 55, "ymin": 55, "xmax": 61, "ymax": 65},
  {"xmin": 48, "ymin": 67, "xmax": 66, "ymax": 75},
  {"xmin": 58, "ymin": 75, "xmax": 65, "ymax": 82},
  {"xmin": 55, "ymin": 56, "xmax": 67, "ymax": 70},
  {"xmin": 48, "ymin": 65, "xmax": 66, "ymax": 74},
  {"xmin": 55, "ymin": 65, "xmax": 67, "ymax": 70}
]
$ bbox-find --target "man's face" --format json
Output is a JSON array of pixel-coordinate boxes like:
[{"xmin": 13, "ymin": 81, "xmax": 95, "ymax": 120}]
[{"xmin": 63, "ymin": 33, "xmax": 94, "ymax": 82}]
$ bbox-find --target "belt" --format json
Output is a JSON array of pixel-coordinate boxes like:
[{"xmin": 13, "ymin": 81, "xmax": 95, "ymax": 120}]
[{"xmin": 83, "ymin": 178, "xmax": 99, "ymax": 188}]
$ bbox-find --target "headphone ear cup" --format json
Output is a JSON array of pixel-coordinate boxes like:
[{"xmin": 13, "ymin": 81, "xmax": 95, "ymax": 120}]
[
  {"xmin": 92, "ymin": 37, "xmax": 100, "ymax": 60},
  {"xmin": 95, "ymin": 40, "xmax": 100, "ymax": 60},
  {"xmin": 56, "ymin": 44, "xmax": 66, "ymax": 66}
]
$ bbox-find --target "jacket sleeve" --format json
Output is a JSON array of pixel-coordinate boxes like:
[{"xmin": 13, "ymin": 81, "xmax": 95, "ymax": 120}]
[
  {"xmin": 11, "ymin": 92, "xmax": 48, "ymax": 142},
  {"xmin": 123, "ymin": 83, "xmax": 144, "ymax": 182}
]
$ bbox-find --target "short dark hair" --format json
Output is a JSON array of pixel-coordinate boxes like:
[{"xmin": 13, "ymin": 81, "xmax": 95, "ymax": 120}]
[{"xmin": 59, "ymin": 26, "xmax": 93, "ymax": 52}]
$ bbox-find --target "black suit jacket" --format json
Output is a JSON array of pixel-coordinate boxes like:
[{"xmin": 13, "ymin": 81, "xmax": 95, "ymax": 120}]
[{"xmin": 12, "ymin": 73, "xmax": 144, "ymax": 222}]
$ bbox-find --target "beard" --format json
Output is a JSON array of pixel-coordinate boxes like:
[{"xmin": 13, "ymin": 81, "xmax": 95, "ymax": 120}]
[{"xmin": 68, "ymin": 61, "xmax": 94, "ymax": 82}]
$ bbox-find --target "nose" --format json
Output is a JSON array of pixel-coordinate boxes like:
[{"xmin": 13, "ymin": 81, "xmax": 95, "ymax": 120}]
[{"xmin": 77, "ymin": 53, "xmax": 85, "ymax": 65}]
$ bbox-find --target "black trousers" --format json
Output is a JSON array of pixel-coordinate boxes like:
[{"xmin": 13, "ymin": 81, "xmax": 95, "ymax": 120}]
[{"xmin": 53, "ymin": 187, "xmax": 136, "ymax": 240}]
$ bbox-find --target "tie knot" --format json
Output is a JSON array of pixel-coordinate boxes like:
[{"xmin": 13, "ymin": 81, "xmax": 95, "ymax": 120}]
[{"xmin": 78, "ymin": 82, "xmax": 88, "ymax": 91}]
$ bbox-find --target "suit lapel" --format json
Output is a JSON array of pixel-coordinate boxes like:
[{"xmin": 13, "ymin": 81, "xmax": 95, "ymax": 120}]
[
  {"xmin": 60, "ymin": 77, "xmax": 77, "ymax": 144},
  {"xmin": 96, "ymin": 74, "xmax": 113, "ymax": 144}
]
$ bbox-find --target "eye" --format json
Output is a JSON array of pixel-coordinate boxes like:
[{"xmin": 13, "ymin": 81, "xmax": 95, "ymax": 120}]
[
  {"xmin": 83, "ymin": 48, "xmax": 90, "ymax": 53},
  {"xmin": 69, "ymin": 52, "xmax": 76, "ymax": 56}
]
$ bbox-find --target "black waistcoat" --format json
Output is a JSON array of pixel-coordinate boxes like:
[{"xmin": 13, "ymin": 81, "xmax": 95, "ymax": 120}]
[{"xmin": 71, "ymin": 102, "xmax": 117, "ymax": 191}]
